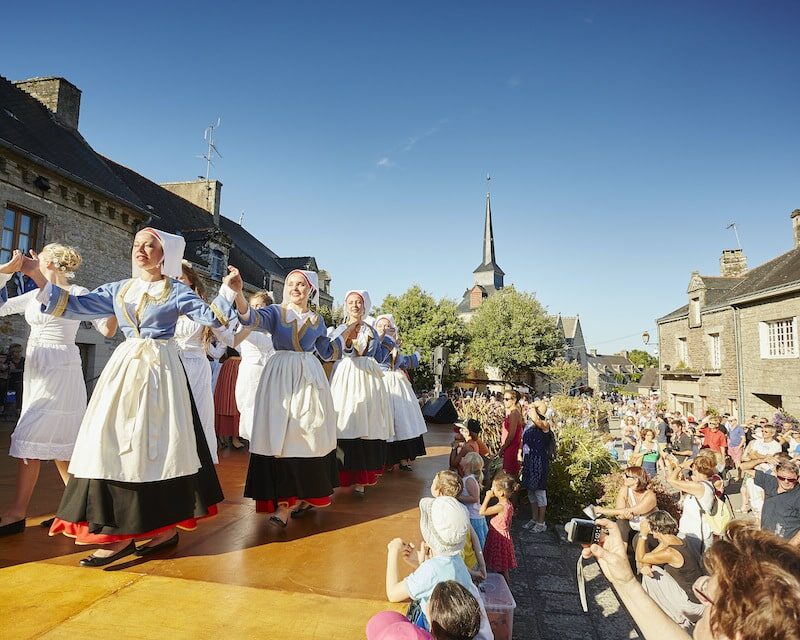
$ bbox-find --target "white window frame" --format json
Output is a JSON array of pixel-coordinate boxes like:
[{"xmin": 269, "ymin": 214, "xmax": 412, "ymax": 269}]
[
  {"xmin": 677, "ymin": 336, "xmax": 689, "ymax": 367},
  {"xmin": 759, "ymin": 317, "xmax": 799, "ymax": 359},
  {"xmin": 708, "ymin": 333, "xmax": 721, "ymax": 369}
]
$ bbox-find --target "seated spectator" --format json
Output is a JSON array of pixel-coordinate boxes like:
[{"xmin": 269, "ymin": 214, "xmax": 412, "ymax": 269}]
[
  {"xmin": 384, "ymin": 496, "xmax": 493, "ymax": 639},
  {"xmin": 635, "ymin": 511, "xmax": 705, "ymax": 630},
  {"xmin": 739, "ymin": 456, "xmax": 800, "ymax": 545},
  {"xmin": 367, "ymin": 580, "xmax": 482, "ymax": 640},
  {"xmin": 583, "ymin": 519, "xmax": 800, "ymax": 640},
  {"xmin": 595, "ymin": 466, "xmax": 657, "ymax": 544}
]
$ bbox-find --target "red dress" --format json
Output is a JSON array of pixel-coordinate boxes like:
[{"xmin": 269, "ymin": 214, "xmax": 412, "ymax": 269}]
[
  {"xmin": 501, "ymin": 414, "xmax": 522, "ymax": 475},
  {"xmin": 484, "ymin": 501, "xmax": 517, "ymax": 572},
  {"xmin": 214, "ymin": 356, "xmax": 241, "ymax": 437}
]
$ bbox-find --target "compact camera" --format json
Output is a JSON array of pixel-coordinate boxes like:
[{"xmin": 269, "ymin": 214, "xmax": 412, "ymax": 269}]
[{"xmin": 565, "ymin": 518, "xmax": 603, "ymax": 545}]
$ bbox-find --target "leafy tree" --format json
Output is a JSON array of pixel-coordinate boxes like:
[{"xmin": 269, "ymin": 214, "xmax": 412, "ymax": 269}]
[
  {"xmin": 628, "ymin": 349, "xmax": 658, "ymax": 370},
  {"xmin": 375, "ymin": 285, "xmax": 470, "ymax": 391},
  {"xmin": 467, "ymin": 287, "xmax": 563, "ymax": 380},
  {"xmin": 540, "ymin": 358, "xmax": 584, "ymax": 395},
  {"xmin": 318, "ymin": 304, "xmax": 344, "ymax": 328}
]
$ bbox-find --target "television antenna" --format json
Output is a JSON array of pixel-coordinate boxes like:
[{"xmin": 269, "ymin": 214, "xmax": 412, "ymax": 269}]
[
  {"xmin": 726, "ymin": 222, "xmax": 742, "ymax": 249},
  {"xmin": 197, "ymin": 118, "xmax": 222, "ymax": 212}
]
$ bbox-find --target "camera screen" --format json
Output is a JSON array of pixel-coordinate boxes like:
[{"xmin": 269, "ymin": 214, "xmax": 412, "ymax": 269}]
[{"xmin": 571, "ymin": 519, "xmax": 598, "ymax": 544}]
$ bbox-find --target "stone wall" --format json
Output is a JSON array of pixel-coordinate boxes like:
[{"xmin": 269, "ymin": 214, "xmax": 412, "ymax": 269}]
[
  {"xmin": 0, "ymin": 149, "xmax": 145, "ymax": 382},
  {"xmin": 738, "ymin": 293, "xmax": 800, "ymax": 418}
]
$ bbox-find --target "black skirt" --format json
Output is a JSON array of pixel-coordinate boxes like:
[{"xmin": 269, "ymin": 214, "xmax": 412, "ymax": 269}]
[
  {"xmin": 244, "ymin": 450, "xmax": 340, "ymax": 512},
  {"xmin": 53, "ymin": 382, "xmax": 223, "ymax": 540},
  {"xmin": 386, "ymin": 435, "xmax": 427, "ymax": 466}
]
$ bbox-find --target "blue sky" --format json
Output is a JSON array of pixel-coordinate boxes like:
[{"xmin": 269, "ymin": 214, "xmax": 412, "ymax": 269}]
[{"xmin": 3, "ymin": 1, "xmax": 799, "ymax": 352}]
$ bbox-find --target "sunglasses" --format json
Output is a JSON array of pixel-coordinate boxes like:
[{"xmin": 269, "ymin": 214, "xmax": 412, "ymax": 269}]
[
  {"xmin": 692, "ymin": 576, "xmax": 715, "ymax": 608},
  {"xmin": 776, "ymin": 475, "xmax": 799, "ymax": 484},
  {"xmin": 503, "ymin": 396, "xmax": 514, "ymax": 401}
]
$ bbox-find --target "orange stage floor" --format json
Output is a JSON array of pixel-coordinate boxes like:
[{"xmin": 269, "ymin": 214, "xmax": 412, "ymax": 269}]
[{"xmin": 0, "ymin": 422, "xmax": 454, "ymax": 639}]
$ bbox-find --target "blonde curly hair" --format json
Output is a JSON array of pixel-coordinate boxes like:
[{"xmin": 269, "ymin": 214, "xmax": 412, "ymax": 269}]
[{"xmin": 41, "ymin": 243, "xmax": 82, "ymax": 279}]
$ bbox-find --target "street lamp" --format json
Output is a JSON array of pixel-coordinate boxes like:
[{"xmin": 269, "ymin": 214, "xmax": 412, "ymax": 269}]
[{"xmin": 641, "ymin": 330, "xmax": 650, "ymax": 345}]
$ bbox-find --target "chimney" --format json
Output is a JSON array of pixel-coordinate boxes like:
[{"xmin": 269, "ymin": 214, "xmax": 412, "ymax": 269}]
[
  {"xmin": 719, "ymin": 249, "xmax": 747, "ymax": 277},
  {"xmin": 160, "ymin": 179, "xmax": 222, "ymax": 226},
  {"xmin": 14, "ymin": 77, "xmax": 81, "ymax": 130},
  {"xmin": 590, "ymin": 348, "xmax": 598, "ymax": 357},
  {"xmin": 792, "ymin": 209, "xmax": 800, "ymax": 248},
  {"xmin": 618, "ymin": 349, "xmax": 629, "ymax": 359}
]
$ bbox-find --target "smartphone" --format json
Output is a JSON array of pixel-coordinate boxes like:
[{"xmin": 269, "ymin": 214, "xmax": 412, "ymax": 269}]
[{"xmin": 565, "ymin": 518, "xmax": 602, "ymax": 545}]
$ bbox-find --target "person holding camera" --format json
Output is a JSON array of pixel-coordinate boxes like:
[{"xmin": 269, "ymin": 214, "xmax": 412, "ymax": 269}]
[
  {"xmin": 595, "ymin": 466, "xmax": 657, "ymax": 543},
  {"xmin": 582, "ymin": 518, "xmax": 800, "ymax": 640},
  {"xmin": 738, "ymin": 456, "xmax": 800, "ymax": 545},
  {"xmin": 635, "ymin": 511, "xmax": 706, "ymax": 630},
  {"xmin": 665, "ymin": 455, "xmax": 716, "ymax": 559}
]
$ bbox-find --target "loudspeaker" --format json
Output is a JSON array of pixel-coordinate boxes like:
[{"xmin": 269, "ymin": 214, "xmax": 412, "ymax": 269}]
[{"xmin": 422, "ymin": 396, "xmax": 458, "ymax": 424}]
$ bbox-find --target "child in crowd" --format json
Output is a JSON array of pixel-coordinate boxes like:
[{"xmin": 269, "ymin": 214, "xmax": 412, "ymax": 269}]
[
  {"xmin": 432, "ymin": 470, "xmax": 487, "ymax": 584},
  {"xmin": 367, "ymin": 580, "xmax": 482, "ymax": 640},
  {"xmin": 479, "ymin": 473, "xmax": 518, "ymax": 584},
  {"xmin": 450, "ymin": 419, "xmax": 489, "ymax": 470},
  {"xmin": 458, "ymin": 452, "xmax": 488, "ymax": 548},
  {"xmin": 384, "ymin": 495, "xmax": 493, "ymax": 639}
]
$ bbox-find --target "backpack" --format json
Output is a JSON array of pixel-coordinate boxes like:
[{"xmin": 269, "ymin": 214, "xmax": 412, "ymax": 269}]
[{"xmin": 696, "ymin": 481, "xmax": 734, "ymax": 537}]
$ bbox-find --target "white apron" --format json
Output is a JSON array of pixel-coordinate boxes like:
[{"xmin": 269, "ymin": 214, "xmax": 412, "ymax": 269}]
[
  {"xmin": 248, "ymin": 351, "xmax": 337, "ymax": 458},
  {"xmin": 236, "ymin": 331, "xmax": 275, "ymax": 441},
  {"xmin": 68, "ymin": 337, "xmax": 200, "ymax": 483},
  {"xmin": 330, "ymin": 356, "xmax": 393, "ymax": 440},
  {"xmin": 383, "ymin": 369, "xmax": 427, "ymax": 442}
]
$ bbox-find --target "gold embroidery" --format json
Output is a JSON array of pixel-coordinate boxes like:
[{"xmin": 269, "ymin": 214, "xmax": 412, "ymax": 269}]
[
  {"xmin": 51, "ymin": 288, "xmax": 70, "ymax": 318},
  {"xmin": 210, "ymin": 303, "xmax": 228, "ymax": 327},
  {"xmin": 135, "ymin": 278, "xmax": 172, "ymax": 326},
  {"xmin": 117, "ymin": 280, "xmax": 140, "ymax": 338}
]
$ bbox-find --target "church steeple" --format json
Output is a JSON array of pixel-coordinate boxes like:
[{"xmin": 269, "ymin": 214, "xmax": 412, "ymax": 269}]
[{"xmin": 473, "ymin": 175, "xmax": 505, "ymax": 290}]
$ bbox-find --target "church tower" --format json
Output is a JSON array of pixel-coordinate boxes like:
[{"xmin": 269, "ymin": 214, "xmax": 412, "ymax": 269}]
[
  {"xmin": 472, "ymin": 190, "xmax": 505, "ymax": 290},
  {"xmin": 457, "ymin": 177, "xmax": 506, "ymax": 320}
]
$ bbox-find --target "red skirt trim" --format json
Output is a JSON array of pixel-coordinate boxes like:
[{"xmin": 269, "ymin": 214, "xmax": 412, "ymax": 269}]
[
  {"xmin": 338, "ymin": 469, "xmax": 383, "ymax": 488},
  {"xmin": 255, "ymin": 496, "xmax": 332, "ymax": 514},
  {"xmin": 48, "ymin": 504, "xmax": 219, "ymax": 545}
]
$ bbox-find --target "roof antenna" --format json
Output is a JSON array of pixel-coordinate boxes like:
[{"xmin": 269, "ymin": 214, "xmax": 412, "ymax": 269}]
[
  {"xmin": 726, "ymin": 222, "xmax": 742, "ymax": 249},
  {"xmin": 239, "ymin": 211, "xmax": 245, "ymax": 226},
  {"xmin": 199, "ymin": 118, "xmax": 222, "ymax": 212}
]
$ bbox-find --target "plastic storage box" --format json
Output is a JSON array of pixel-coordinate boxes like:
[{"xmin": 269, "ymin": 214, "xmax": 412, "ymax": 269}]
[{"xmin": 480, "ymin": 572, "xmax": 517, "ymax": 640}]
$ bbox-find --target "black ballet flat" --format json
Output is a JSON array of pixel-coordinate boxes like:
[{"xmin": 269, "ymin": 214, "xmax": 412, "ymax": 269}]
[
  {"xmin": 79, "ymin": 541, "xmax": 136, "ymax": 567},
  {"xmin": 0, "ymin": 518, "xmax": 25, "ymax": 537},
  {"xmin": 399, "ymin": 464, "xmax": 413, "ymax": 472},
  {"xmin": 135, "ymin": 533, "xmax": 179, "ymax": 557},
  {"xmin": 290, "ymin": 504, "xmax": 314, "ymax": 519},
  {"xmin": 269, "ymin": 515, "xmax": 288, "ymax": 528},
  {"xmin": 39, "ymin": 517, "xmax": 56, "ymax": 529}
]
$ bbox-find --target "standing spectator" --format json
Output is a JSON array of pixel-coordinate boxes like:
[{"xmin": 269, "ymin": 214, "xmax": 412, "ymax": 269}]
[
  {"xmin": 699, "ymin": 416, "xmax": 727, "ymax": 454},
  {"xmin": 520, "ymin": 400, "xmax": 554, "ymax": 533},
  {"xmin": 622, "ymin": 416, "xmax": 638, "ymax": 463},
  {"xmin": 669, "ymin": 420, "xmax": 694, "ymax": 465},
  {"xmin": 7, "ymin": 343, "xmax": 24, "ymax": 416},
  {"xmin": 726, "ymin": 416, "xmax": 746, "ymax": 477},
  {"xmin": 739, "ymin": 456, "xmax": 800, "ymax": 545},
  {"xmin": 665, "ymin": 456, "xmax": 716, "ymax": 559},
  {"xmin": 0, "ymin": 350, "xmax": 9, "ymax": 415},
  {"xmin": 632, "ymin": 428, "xmax": 660, "ymax": 478},
  {"xmin": 741, "ymin": 422, "xmax": 782, "ymax": 516},
  {"xmin": 480, "ymin": 473, "xmax": 518, "ymax": 584},
  {"xmin": 497, "ymin": 389, "xmax": 523, "ymax": 476}
]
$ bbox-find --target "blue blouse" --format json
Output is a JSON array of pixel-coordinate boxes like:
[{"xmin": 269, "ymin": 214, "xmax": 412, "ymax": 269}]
[
  {"xmin": 243, "ymin": 304, "xmax": 343, "ymax": 360},
  {"xmin": 39, "ymin": 278, "xmax": 237, "ymax": 338},
  {"xmin": 379, "ymin": 349, "xmax": 419, "ymax": 372}
]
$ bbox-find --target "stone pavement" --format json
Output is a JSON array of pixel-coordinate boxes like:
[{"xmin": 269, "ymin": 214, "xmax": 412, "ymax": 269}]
[{"xmin": 509, "ymin": 501, "xmax": 639, "ymax": 640}]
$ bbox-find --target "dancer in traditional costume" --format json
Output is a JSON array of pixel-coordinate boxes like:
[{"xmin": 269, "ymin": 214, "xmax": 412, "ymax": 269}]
[
  {"xmin": 0, "ymin": 246, "xmax": 116, "ymax": 536},
  {"xmin": 232, "ymin": 291, "xmax": 275, "ymax": 442},
  {"xmin": 23, "ymin": 228, "xmax": 237, "ymax": 566},
  {"xmin": 374, "ymin": 314, "xmax": 427, "ymax": 472},
  {"xmin": 330, "ymin": 290, "xmax": 394, "ymax": 497},
  {"xmin": 214, "ymin": 346, "xmax": 243, "ymax": 448},
  {"xmin": 225, "ymin": 269, "xmax": 344, "ymax": 527},
  {"xmin": 176, "ymin": 260, "xmax": 235, "ymax": 463}
]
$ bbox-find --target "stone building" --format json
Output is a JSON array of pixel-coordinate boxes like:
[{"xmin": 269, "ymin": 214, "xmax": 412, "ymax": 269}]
[
  {"xmin": 657, "ymin": 212, "xmax": 800, "ymax": 419},
  {"xmin": 0, "ymin": 74, "xmax": 334, "ymax": 387},
  {"xmin": 586, "ymin": 350, "xmax": 639, "ymax": 394},
  {"xmin": 556, "ymin": 314, "xmax": 588, "ymax": 384}
]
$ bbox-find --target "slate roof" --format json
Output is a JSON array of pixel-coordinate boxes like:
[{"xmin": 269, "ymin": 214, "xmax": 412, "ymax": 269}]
[
  {"xmin": 0, "ymin": 76, "xmax": 146, "ymax": 213},
  {"xmin": 589, "ymin": 354, "xmax": 635, "ymax": 368},
  {"xmin": 659, "ymin": 247, "xmax": 800, "ymax": 322},
  {"xmin": 281, "ymin": 256, "xmax": 318, "ymax": 272},
  {"xmin": 638, "ymin": 367, "xmax": 660, "ymax": 389}
]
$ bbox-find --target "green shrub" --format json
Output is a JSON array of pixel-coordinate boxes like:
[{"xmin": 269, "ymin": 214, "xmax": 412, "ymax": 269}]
[{"xmin": 546, "ymin": 425, "xmax": 618, "ymax": 523}]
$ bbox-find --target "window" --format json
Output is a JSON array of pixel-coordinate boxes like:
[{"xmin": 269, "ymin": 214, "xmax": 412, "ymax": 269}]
[
  {"xmin": 677, "ymin": 337, "xmax": 689, "ymax": 367},
  {"xmin": 709, "ymin": 333, "xmax": 721, "ymax": 369},
  {"xmin": 1, "ymin": 205, "xmax": 40, "ymax": 263},
  {"xmin": 760, "ymin": 318, "xmax": 798, "ymax": 358},
  {"xmin": 209, "ymin": 248, "xmax": 225, "ymax": 280},
  {"xmin": 689, "ymin": 297, "xmax": 701, "ymax": 327}
]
